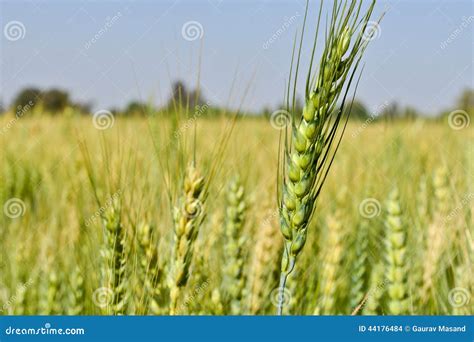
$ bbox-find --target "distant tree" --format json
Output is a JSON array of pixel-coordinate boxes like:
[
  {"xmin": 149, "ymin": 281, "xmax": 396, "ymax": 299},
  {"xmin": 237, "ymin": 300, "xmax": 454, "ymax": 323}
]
[
  {"xmin": 167, "ymin": 81, "xmax": 205, "ymax": 114},
  {"xmin": 12, "ymin": 87, "xmax": 42, "ymax": 114},
  {"xmin": 169, "ymin": 81, "xmax": 188, "ymax": 108},
  {"xmin": 123, "ymin": 100, "xmax": 155, "ymax": 116},
  {"xmin": 71, "ymin": 101, "xmax": 92, "ymax": 114},
  {"xmin": 109, "ymin": 107, "xmax": 121, "ymax": 116},
  {"xmin": 42, "ymin": 88, "xmax": 70, "ymax": 114},
  {"xmin": 262, "ymin": 106, "xmax": 272, "ymax": 118},
  {"xmin": 380, "ymin": 102, "xmax": 400, "ymax": 120},
  {"xmin": 345, "ymin": 99, "xmax": 369, "ymax": 120},
  {"xmin": 402, "ymin": 106, "xmax": 418, "ymax": 120},
  {"xmin": 457, "ymin": 88, "xmax": 473, "ymax": 114},
  {"xmin": 188, "ymin": 89, "xmax": 205, "ymax": 113}
]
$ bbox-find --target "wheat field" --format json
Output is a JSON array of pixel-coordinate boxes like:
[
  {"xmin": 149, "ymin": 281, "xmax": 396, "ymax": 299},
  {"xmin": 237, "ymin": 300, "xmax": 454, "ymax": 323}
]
[{"xmin": 0, "ymin": 114, "xmax": 472, "ymax": 315}]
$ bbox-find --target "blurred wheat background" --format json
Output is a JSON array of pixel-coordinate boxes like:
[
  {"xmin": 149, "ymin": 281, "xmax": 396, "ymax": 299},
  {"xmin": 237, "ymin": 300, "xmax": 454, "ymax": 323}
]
[{"xmin": 0, "ymin": 111, "xmax": 472, "ymax": 315}]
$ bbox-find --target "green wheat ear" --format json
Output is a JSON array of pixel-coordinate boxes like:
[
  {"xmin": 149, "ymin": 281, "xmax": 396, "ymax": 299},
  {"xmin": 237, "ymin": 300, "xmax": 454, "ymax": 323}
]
[
  {"xmin": 363, "ymin": 262, "xmax": 385, "ymax": 315},
  {"xmin": 350, "ymin": 219, "xmax": 369, "ymax": 313},
  {"xmin": 136, "ymin": 222, "xmax": 163, "ymax": 315},
  {"xmin": 277, "ymin": 0, "xmax": 378, "ymax": 314},
  {"xmin": 249, "ymin": 221, "xmax": 282, "ymax": 314},
  {"xmin": 222, "ymin": 176, "xmax": 247, "ymax": 314},
  {"xmin": 67, "ymin": 266, "xmax": 85, "ymax": 315},
  {"xmin": 316, "ymin": 212, "xmax": 345, "ymax": 314},
  {"xmin": 384, "ymin": 188, "xmax": 409, "ymax": 315},
  {"xmin": 169, "ymin": 163, "xmax": 206, "ymax": 315},
  {"xmin": 101, "ymin": 200, "xmax": 128, "ymax": 315},
  {"xmin": 39, "ymin": 268, "xmax": 60, "ymax": 315}
]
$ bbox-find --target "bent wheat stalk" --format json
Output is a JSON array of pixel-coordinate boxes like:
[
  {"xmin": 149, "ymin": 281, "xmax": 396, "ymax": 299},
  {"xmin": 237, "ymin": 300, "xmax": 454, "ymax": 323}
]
[{"xmin": 277, "ymin": 0, "xmax": 377, "ymax": 314}]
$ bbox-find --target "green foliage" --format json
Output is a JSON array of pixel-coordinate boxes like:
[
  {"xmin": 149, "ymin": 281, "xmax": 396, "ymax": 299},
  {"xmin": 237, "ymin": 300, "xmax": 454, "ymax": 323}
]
[
  {"xmin": 42, "ymin": 89, "xmax": 70, "ymax": 114},
  {"xmin": 11, "ymin": 87, "xmax": 41, "ymax": 114}
]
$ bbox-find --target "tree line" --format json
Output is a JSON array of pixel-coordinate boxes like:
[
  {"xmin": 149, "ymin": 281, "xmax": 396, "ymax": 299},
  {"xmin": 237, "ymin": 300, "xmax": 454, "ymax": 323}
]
[{"xmin": 2, "ymin": 82, "xmax": 472, "ymax": 121}]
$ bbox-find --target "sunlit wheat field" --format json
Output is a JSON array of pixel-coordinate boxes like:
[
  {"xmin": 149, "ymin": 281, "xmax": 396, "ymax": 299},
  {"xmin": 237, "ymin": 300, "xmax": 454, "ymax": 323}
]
[{"xmin": 0, "ymin": 114, "xmax": 472, "ymax": 315}]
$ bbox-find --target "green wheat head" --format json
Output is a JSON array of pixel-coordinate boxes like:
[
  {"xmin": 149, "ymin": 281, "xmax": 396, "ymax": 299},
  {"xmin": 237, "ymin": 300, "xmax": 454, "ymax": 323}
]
[
  {"xmin": 384, "ymin": 188, "xmax": 409, "ymax": 315},
  {"xmin": 222, "ymin": 176, "xmax": 247, "ymax": 314},
  {"xmin": 169, "ymin": 163, "xmax": 206, "ymax": 314},
  {"xmin": 277, "ymin": 0, "xmax": 378, "ymax": 314}
]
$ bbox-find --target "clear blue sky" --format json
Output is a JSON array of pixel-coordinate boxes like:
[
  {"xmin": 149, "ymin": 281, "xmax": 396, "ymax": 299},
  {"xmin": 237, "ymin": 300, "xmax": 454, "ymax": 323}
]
[{"xmin": 1, "ymin": 0, "xmax": 472, "ymax": 115}]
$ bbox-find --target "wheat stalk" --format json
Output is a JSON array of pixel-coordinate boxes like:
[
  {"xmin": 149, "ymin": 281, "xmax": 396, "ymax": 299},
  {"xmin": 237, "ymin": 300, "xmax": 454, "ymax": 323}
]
[
  {"xmin": 221, "ymin": 176, "xmax": 247, "ymax": 314},
  {"xmin": 384, "ymin": 188, "xmax": 409, "ymax": 315},
  {"xmin": 67, "ymin": 266, "xmax": 84, "ymax": 315},
  {"xmin": 350, "ymin": 219, "xmax": 369, "ymax": 313},
  {"xmin": 101, "ymin": 201, "xmax": 128, "ymax": 315},
  {"xmin": 249, "ymin": 220, "xmax": 282, "ymax": 314},
  {"xmin": 38, "ymin": 269, "xmax": 59, "ymax": 315},
  {"xmin": 277, "ymin": 0, "xmax": 377, "ymax": 314},
  {"xmin": 136, "ymin": 222, "xmax": 163, "ymax": 314},
  {"xmin": 168, "ymin": 163, "xmax": 205, "ymax": 315},
  {"xmin": 363, "ymin": 262, "xmax": 385, "ymax": 315},
  {"xmin": 316, "ymin": 212, "xmax": 344, "ymax": 314}
]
